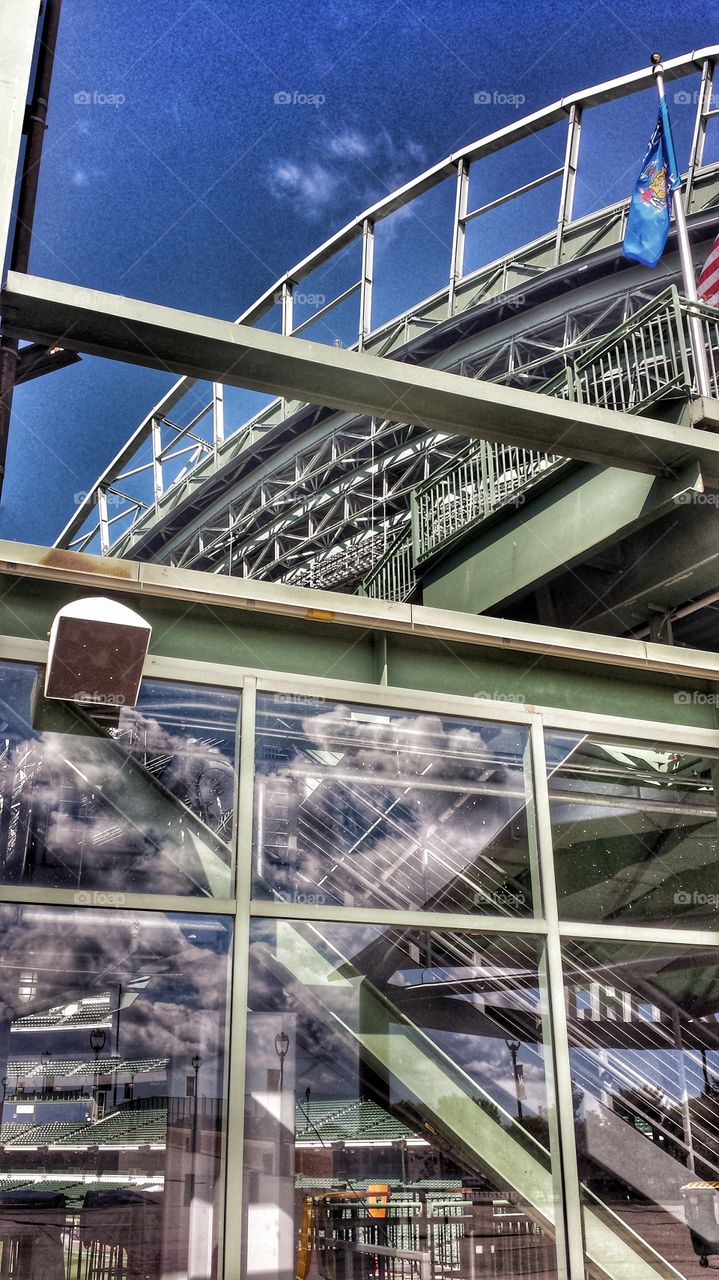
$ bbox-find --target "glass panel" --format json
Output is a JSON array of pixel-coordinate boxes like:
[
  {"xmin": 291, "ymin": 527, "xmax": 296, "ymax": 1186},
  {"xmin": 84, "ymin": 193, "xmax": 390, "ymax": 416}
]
[
  {"xmin": 545, "ymin": 729, "xmax": 719, "ymax": 926},
  {"xmin": 253, "ymin": 694, "xmax": 537, "ymax": 915},
  {"xmin": 0, "ymin": 903, "xmax": 231, "ymax": 1280},
  {"xmin": 0, "ymin": 662, "xmax": 240, "ymax": 896},
  {"xmin": 563, "ymin": 935, "xmax": 719, "ymax": 1279},
  {"xmin": 243, "ymin": 920, "xmax": 559, "ymax": 1280}
]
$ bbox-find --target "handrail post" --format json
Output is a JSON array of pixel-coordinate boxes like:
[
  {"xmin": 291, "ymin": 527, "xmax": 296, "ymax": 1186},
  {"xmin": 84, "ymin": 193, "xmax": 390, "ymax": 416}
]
[
  {"xmin": 555, "ymin": 104, "xmax": 582, "ymax": 266},
  {"xmin": 449, "ymin": 159, "xmax": 469, "ymax": 317},
  {"xmin": 97, "ymin": 488, "xmax": 110, "ymax": 556},
  {"xmin": 151, "ymin": 416, "xmax": 163, "ymax": 508},
  {"xmin": 652, "ymin": 56, "xmax": 711, "ymax": 398},
  {"xmin": 685, "ymin": 58, "xmax": 715, "ymax": 209},
  {"xmin": 672, "ymin": 287, "xmax": 693, "ymax": 394},
  {"xmin": 359, "ymin": 220, "xmax": 374, "ymax": 351},
  {"xmin": 213, "ymin": 384, "xmax": 225, "ymax": 452},
  {"xmin": 410, "ymin": 489, "xmax": 421, "ymax": 567}
]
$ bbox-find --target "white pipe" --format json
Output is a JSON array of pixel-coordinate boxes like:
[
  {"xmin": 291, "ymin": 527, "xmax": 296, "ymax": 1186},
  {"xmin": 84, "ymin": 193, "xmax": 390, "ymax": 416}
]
[{"xmin": 652, "ymin": 55, "xmax": 712, "ymax": 398}]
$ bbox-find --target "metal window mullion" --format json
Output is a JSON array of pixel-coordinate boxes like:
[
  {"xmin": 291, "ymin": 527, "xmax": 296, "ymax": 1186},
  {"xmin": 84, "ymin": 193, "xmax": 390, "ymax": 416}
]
[
  {"xmin": 223, "ymin": 676, "xmax": 257, "ymax": 1279},
  {"xmin": 449, "ymin": 159, "xmax": 469, "ymax": 316},
  {"xmin": 530, "ymin": 719, "xmax": 585, "ymax": 1280},
  {"xmin": 555, "ymin": 104, "xmax": 582, "ymax": 265},
  {"xmin": 359, "ymin": 218, "xmax": 375, "ymax": 349}
]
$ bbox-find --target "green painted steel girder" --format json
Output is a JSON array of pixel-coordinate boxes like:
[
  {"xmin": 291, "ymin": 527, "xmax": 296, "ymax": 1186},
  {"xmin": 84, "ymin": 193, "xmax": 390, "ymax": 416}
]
[
  {"xmin": 421, "ymin": 460, "xmax": 704, "ymax": 614},
  {"xmin": 5, "ymin": 271, "xmax": 719, "ymax": 480}
]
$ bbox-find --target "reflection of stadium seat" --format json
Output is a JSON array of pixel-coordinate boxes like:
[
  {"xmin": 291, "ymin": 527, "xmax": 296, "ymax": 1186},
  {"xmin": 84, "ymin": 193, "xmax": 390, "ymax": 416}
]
[
  {"xmin": 0, "ymin": 1191, "xmax": 66, "ymax": 1280},
  {"xmin": 79, "ymin": 1190, "xmax": 162, "ymax": 1280},
  {"xmin": 3, "ymin": 1120, "xmax": 89, "ymax": 1146},
  {"xmin": 53, "ymin": 1108, "xmax": 167, "ymax": 1146}
]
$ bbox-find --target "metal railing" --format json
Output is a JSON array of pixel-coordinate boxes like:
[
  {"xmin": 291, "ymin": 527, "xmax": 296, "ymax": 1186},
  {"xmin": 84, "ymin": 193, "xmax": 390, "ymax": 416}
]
[
  {"xmin": 359, "ymin": 288, "xmax": 719, "ymax": 601},
  {"xmin": 307, "ymin": 1188, "xmax": 555, "ymax": 1280},
  {"xmin": 54, "ymin": 48, "xmax": 719, "ymax": 559},
  {"xmin": 413, "ymin": 441, "xmax": 564, "ymax": 566},
  {"xmin": 570, "ymin": 286, "xmax": 719, "ymax": 412},
  {"xmin": 360, "ymin": 528, "xmax": 416, "ymax": 603}
]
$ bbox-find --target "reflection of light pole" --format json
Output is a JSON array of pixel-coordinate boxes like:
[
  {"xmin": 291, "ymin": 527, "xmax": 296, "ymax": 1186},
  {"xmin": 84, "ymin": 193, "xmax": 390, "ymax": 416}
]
[
  {"xmin": 505, "ymin": 1039, "xmax": 524, "ymax": 1121},
  {"xmin": 192, "ymin": 1056, "xmax": 202, "ymax": 1140},
  {"xmin": 274, "ymin": 1032, "xmax": 289, "ymax": 1092},
  {"xmin": 191, "ymin": 1056, "xmax": 202, "ymax": 1201},
  {"xmin": 40, "ymin": 1048, "xmax": 52, "ymax": 1094},
  {"xmin": 90, "ymin": 1028, "xmax": 106, "ymax": 1117}
]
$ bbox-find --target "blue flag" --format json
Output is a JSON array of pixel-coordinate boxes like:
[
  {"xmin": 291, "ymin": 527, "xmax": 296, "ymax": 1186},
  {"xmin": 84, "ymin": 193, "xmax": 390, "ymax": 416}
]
[{"xmin": 623, "ymin": 98, "xmax": 681, "ymax": 268}]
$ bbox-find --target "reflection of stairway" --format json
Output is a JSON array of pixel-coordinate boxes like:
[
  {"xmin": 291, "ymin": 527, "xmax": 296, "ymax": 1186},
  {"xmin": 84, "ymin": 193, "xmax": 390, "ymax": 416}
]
[
  {"xmin": 262, "ymin": 921, "xmax": 686, "ymax": 1280},
  {"xmin": 581, "ymin": 1094, "xmax": 689, "ymax": 1212}
]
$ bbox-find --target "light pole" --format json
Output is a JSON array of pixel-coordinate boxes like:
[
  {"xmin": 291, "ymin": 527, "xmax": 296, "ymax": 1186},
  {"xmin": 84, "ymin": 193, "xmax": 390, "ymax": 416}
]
[
  {"xmin": 40, "ymin": 1048, "xmax": 52, "ymax": 1094},
  {"xmin": 505, "ymin": 1039, "xmax": 524, "ymax": 1121}
]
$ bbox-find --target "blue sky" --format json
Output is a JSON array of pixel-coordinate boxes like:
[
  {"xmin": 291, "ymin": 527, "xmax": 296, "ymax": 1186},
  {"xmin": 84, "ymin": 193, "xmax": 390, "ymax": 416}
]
[{"xmin": 2, "ymin": 0, "xmax": 717, "ymax": 546}]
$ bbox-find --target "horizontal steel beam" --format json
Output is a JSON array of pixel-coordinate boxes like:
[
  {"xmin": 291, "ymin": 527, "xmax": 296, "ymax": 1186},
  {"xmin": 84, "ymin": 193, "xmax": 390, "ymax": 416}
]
[
  {"xmin": 5, "ymin": 272, "xmax": 719, "ymax": 481},
  {"xmin": 4, "ymin": 537, "xmax": 719, "ymax": 686}
]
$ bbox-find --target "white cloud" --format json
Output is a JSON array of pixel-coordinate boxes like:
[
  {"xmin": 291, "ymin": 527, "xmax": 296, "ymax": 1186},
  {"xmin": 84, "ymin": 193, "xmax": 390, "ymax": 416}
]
[
  {"xmin": 267, "ymin": 128, "xmax": 427, "ymax": 221},
  {"xmin": 326, "ymin": 128, "xmax": 373, "ymax": 160},
  {"xmin": 267, "ymin": 159, "xmax": 341, "ymax": 219}
]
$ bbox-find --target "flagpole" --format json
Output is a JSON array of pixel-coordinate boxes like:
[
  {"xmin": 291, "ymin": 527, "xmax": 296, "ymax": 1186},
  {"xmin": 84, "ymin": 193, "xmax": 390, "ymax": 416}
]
[{"xmin": 651, "ymin": 53, "xmax": 711, "ymax": 398}]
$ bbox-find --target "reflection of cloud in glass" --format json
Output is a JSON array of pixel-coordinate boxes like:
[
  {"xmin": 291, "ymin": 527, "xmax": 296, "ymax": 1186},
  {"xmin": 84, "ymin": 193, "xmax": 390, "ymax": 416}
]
[
  {"xmin": 0, "ymin": 696, "xmax": 236, "ymax": 894},
  {"xmin": 255, "ymin": 701, "xmax": 531, "ymax": 912},
  {"xmin": 0, "ymin": 906, "xmax": 231, "ymax": 1061}
]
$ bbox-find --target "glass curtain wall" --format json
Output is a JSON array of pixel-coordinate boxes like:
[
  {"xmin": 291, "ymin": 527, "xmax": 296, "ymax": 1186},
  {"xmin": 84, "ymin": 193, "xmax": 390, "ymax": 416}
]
[
  {"xmin": 547, "ymin": 730, "xmax": 719, "ymax": 1278},
  {"xmin": 0, "ymin": 661, "xmax": 239, "ymax": 1280},
  {"xmin": 1, "ymin": 659, "xmax": 719, "ymax": 1280}
]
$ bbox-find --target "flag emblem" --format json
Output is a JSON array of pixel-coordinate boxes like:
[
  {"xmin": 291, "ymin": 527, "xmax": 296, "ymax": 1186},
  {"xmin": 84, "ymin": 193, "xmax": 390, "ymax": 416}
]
[
  {"xmin": 623, "ymin": 100, "xmax": 680, "ymax": 268},
  {"xmin": 640, "ymin": 164, "xmax": 668, "ymax": 209}
]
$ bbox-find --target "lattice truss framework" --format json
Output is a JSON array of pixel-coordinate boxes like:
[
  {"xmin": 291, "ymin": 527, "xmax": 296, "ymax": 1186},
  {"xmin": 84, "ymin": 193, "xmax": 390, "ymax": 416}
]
[{"xmin": 160, "ymin": 284, "xmax": 666, "ymax": 591}]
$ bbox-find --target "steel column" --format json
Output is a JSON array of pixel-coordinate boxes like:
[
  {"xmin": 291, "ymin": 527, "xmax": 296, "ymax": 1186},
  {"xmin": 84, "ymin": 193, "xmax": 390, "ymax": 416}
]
[
  {"xmin": 449, "ymin": 158, "xmax": 469, "ymax": 315},
  {"xmin": 359, "ymin": 218, "xmax": 374, "ymax": 349},
  {"xmin": 555, "ymin": 105, "xmax": 582, "ymax": 265},
  {"xmin": 686, "ymin": 59, "xmax": 715, "ymax": 208}
]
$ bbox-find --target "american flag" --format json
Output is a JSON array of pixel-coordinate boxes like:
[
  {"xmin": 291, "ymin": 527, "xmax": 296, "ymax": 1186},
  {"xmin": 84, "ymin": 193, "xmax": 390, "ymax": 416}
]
[{"xmin": 698, "ymin": 232, "xmax": 719, "ymax": 306}]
